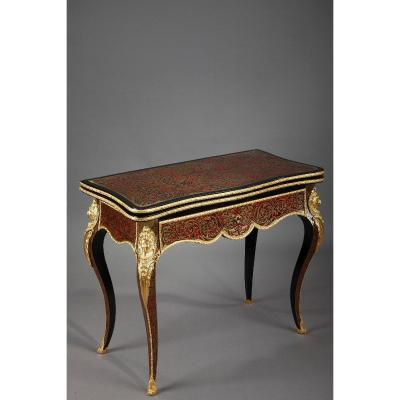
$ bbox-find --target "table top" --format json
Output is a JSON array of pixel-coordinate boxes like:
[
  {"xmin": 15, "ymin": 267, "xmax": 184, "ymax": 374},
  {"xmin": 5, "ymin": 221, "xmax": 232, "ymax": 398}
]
[{"xmin": 80, "ymin": 150, "xmax": 323, "ymax": 214}]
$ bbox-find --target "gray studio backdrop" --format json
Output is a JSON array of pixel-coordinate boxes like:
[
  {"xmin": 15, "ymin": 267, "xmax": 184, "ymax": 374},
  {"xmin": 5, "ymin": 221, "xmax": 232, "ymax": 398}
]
[{"xmin": 68, "ymin": 1, "xmax": 332, "ymax": 399}]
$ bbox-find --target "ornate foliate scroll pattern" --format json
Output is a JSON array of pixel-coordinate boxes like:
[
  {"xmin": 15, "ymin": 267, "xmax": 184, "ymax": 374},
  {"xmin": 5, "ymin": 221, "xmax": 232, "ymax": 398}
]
[
  {"xmin": 90, "ymin": 150, "xmax": 322, "ymax": 209},
  {"xmin": 160, "ymin": 190, "xmax": 305, "ymax": 249},
  {"xmin": 136, "ymin": 226, "xmax": 160, "ymax": 307},
  {"xmin": 307, "ymin": 188, "xmax": 324, "ymax": 250},
  {"xmin": 99, "ymin": 202, "xmax": 137, "ymax": 247},
  {"xmin": 83, "ymin": 199, "xmax": 99, "ymax": 265}
]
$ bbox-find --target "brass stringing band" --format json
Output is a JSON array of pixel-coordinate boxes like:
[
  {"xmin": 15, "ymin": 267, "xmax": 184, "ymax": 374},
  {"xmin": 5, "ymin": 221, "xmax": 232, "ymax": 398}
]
[
  {"xmin": 80, "ymin": 170, "xmax": 324, "ymax": 215},
  {"xmin": 80, "ymin": 176, "xmax": 324, "ymax": 221}
]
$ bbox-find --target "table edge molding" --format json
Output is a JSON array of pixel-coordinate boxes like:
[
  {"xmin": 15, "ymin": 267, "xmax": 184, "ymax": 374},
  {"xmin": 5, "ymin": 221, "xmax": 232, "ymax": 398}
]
[
  {"xmin": 80, "ymin": 177, "xmax": 324, "ymax": 221},
  {"xmin": 80, "ymin": 170, "xmax": 324, "ymax": 214}
]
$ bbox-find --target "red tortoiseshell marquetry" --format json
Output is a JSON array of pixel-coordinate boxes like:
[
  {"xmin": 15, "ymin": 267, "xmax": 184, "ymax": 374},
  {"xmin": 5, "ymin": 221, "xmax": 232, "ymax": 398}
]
[
  {"xmin": 160, "ymin": 190, "xmax": 305, "ymax": 248},
  {"xmin": 100, "ymin": 203, "xmax": 137, "ymax": 244},
  {"xmin": 85, "ymin": 150, "xmax": 322, "ymax": 210}
]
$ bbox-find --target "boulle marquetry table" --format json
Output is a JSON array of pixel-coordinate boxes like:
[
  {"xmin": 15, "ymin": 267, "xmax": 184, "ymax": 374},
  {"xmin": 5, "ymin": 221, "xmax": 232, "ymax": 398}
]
[{"xmin": 79, "ymin": 149, "xmax": 324, "ymax": 396}]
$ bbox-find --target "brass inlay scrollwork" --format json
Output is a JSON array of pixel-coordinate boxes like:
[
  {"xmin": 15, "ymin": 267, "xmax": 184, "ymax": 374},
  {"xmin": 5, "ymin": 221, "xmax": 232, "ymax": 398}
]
[
  {"xmin": 83, "ymin": 199, "xmax": 99, "ymax": 265},
  {"xmin": 136, "ymin": 226, "xmax": 159, "ymax": 307},
  {"xmin": 160, "ymin": 189, "xmax": 306, "ymax": 252},
  {"xmin": 308, "ymin": 188, "xmax": 324, "ymax": 250}
]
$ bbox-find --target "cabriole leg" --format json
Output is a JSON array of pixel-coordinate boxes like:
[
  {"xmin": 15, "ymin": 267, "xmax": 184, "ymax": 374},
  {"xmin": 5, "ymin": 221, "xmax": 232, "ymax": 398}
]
[
  {"xmin": 136, "ymin": 225, "xmax": 160, "ymax": 396},
  {"xmin": 244, "ymin": 228, "xmax": 258, "ymax": 304},
  {"xmin": 83, "ymin": 200, "xmax": 116, "ymax": 353},
  {"xmin": 290, "ymin": 188, "xmax": 324, "ymax": 334}
]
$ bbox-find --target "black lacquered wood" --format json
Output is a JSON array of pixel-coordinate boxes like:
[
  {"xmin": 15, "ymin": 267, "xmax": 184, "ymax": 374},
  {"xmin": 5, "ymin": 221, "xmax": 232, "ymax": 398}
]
[
  {"xmin": 244, "ymin": 228, "xmax": 258, "ymax": 301},
  {"xmin": 90, "ymin": 229, "xmax": 116, "ymax": 349},
  {"xmin": 290, "ymin": 216, "xmax": 319, "ymax": 331}
]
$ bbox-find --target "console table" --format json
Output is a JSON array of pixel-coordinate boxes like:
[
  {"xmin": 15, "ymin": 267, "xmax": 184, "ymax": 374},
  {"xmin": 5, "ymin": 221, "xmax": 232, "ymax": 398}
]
[{"xmin": 80, "ymin": 149, "xmax": 324, "ymax": 395}]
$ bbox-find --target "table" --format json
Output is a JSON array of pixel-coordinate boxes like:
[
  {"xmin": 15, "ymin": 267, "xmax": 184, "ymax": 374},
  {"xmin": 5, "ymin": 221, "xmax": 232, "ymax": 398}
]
[{"xmin": 80, "ymin": 149, "xmax": 325, "ymax": 395}]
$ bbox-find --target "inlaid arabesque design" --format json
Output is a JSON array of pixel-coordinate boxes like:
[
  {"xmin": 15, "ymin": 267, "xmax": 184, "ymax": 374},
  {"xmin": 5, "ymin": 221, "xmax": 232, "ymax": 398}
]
[
  {"xmin": 88, "ymin": 150, "xmax": 322, "ymax": 209},
  {"xmin": 99, "ymin": 203, "xmax": 137, "ymax": 246},
  {"xmin": 160, "ymin": 190, "xmax": 305, "ymax": 249}
]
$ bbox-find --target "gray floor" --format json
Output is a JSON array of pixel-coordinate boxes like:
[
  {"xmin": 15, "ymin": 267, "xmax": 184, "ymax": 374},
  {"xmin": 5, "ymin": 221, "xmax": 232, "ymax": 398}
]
[{"xmin": 68, "ymin": 216, "xmax": 332, "ymax": 400}]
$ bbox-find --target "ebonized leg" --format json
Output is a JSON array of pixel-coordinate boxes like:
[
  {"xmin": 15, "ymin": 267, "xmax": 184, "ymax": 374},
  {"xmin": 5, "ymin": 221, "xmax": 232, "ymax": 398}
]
[
  {"xmin": 290, "ymin": 216, "xmax": 320, "ymax": 334},
  {"xmin": 88, "ymin": 229, "xmax": 116, "ymax": 353},
  {"xmin": 244, "ymin": 228, "xmax": 258, "ymax": 304}
]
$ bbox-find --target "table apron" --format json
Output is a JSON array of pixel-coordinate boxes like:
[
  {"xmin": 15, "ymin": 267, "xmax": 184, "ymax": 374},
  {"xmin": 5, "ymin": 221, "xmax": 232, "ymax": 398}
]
[{"xmin": 159, "ymin": 188, "xmax": 307, "ymax": 252}]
